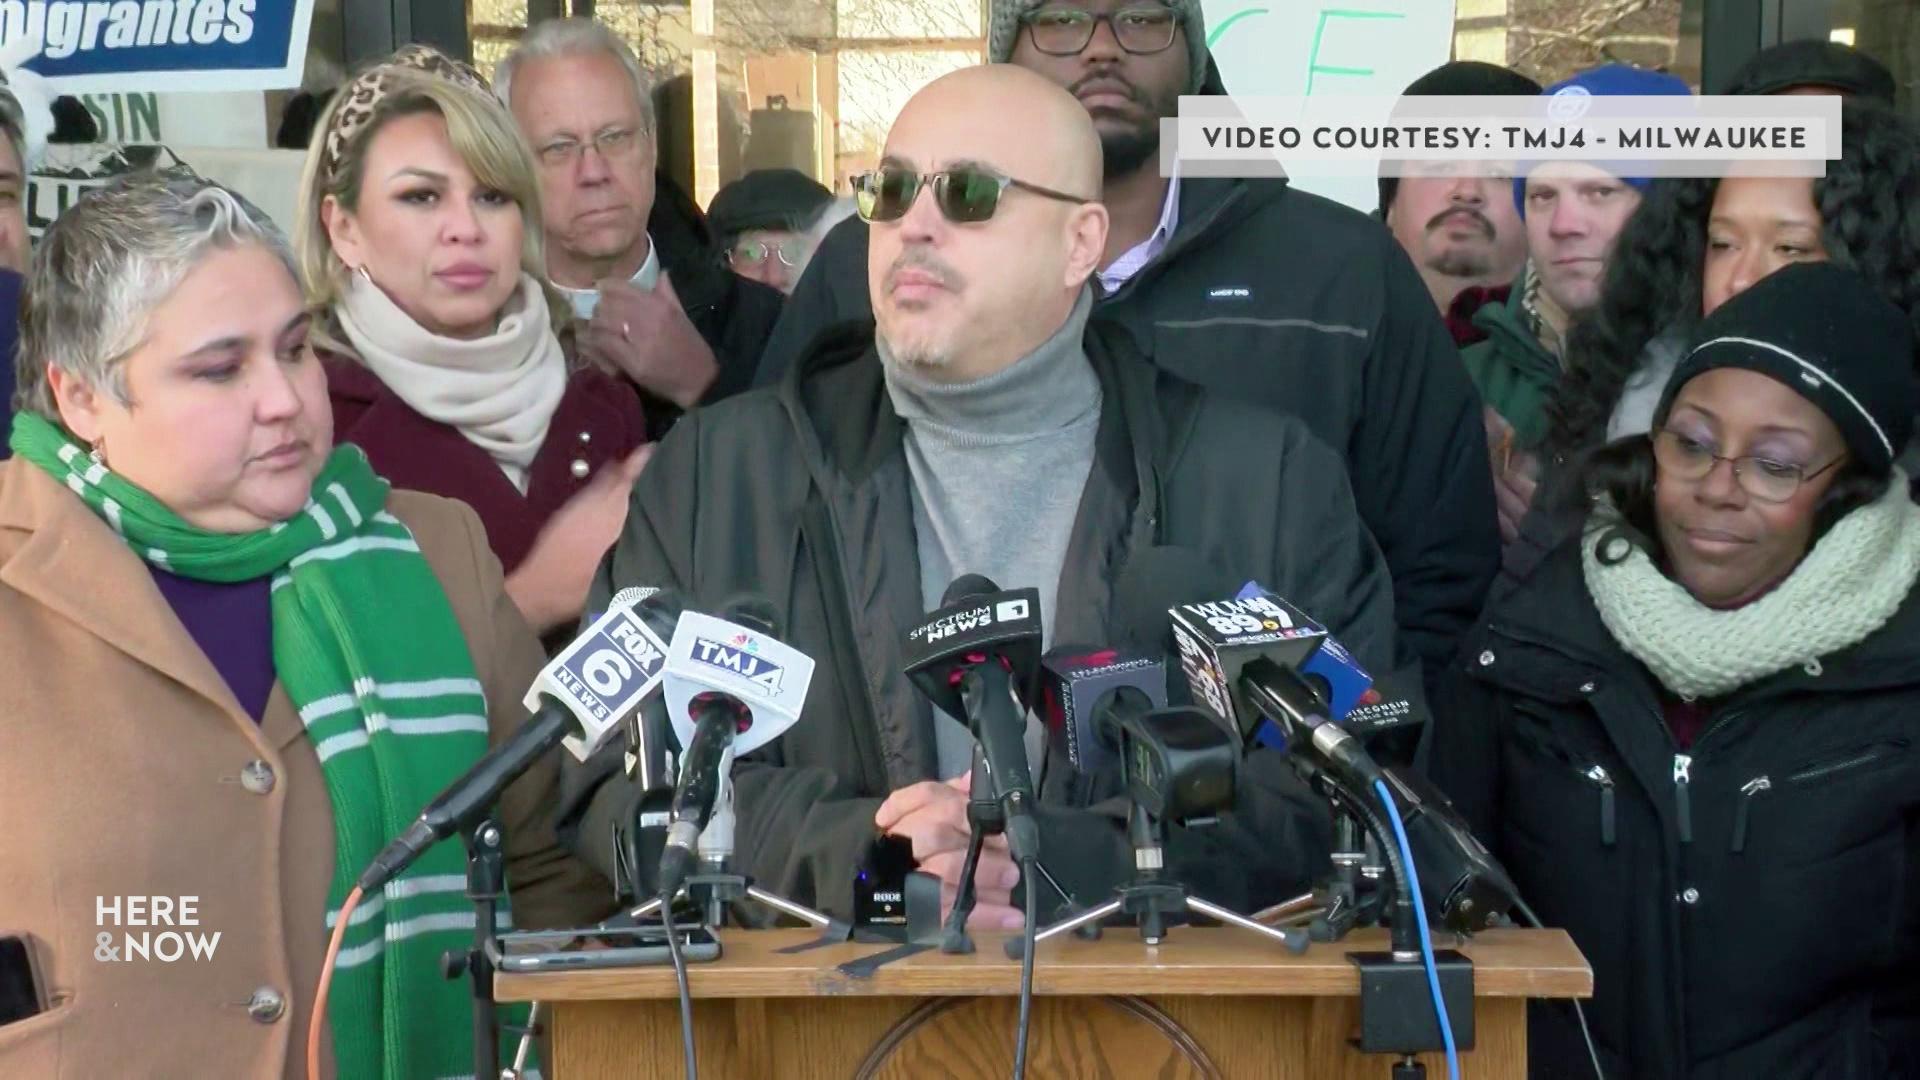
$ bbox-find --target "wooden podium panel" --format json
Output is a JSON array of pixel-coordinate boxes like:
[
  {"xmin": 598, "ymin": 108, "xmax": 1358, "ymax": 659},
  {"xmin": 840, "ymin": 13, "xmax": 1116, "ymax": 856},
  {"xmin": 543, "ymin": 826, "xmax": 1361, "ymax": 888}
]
[{"xmin": 495, "ymin": 926, "xmax": 1590, "ymax": 1079}]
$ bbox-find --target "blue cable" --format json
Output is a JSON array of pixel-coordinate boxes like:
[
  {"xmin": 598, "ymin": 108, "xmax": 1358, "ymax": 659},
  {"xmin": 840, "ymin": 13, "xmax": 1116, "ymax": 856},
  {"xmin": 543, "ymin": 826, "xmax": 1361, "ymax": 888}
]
[{"xmin": 1373, "ymin": 777, "xmax": 1460, "ymax": 1080}]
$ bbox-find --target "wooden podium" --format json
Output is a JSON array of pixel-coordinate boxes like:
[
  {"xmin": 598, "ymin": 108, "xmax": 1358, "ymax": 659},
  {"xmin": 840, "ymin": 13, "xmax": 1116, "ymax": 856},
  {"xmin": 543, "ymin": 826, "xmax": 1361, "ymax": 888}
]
[{"xmin": 495, "ymin": 925, "xmax": 1590, "ymax": 1078}]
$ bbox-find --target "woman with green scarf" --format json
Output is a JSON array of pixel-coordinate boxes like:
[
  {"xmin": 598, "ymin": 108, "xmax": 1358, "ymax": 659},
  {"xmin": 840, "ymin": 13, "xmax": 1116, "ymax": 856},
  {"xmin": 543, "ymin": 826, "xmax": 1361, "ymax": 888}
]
[
  {"xmin": 1432, "ymin": 262, "xmax": 1920, "ymax": 1078},
  {"xmin": 0, "ymin": 173, "xmax": 611, "ymax": 1077}
]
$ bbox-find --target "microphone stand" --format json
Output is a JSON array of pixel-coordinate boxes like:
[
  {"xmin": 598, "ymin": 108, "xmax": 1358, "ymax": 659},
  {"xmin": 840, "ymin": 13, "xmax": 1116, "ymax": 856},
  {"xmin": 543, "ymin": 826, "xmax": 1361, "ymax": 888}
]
[
  {"xmin": 615, "ymin": 772, "xmax": 842, "ymax": 933},
  {"xmin": 940, "ymin": 742, "xmax": 1004, "ymax": 954},
  {"xmin": 1011, "ymin": 710, "xmax": 1309, "ymax": 958},
  {"xmin": 439, "ymin": 816, "xmax": 537, "ymax": 1080},
  {"xmin": 941, "ymin": 726, "xmax": 1082, "ymax": 954}
]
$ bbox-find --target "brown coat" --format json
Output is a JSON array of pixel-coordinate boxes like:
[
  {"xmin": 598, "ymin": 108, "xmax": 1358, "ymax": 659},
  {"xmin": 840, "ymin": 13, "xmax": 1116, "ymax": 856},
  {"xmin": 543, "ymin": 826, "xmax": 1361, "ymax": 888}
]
[{"xmin": 0, "ymin": 460, "xmax": 616, "ymax": 1078}]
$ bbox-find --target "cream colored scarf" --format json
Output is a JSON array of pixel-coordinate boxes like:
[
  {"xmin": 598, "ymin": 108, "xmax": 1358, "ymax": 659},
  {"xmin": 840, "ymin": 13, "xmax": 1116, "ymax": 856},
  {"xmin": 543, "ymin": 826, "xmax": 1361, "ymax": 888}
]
[
  {"xmin": 336, "ymin": 272, "xmax": 567, "ymax": 491},
  {"xmin": 1583, "ymin": 473, "xmax": 1920, "ymax": 700}
]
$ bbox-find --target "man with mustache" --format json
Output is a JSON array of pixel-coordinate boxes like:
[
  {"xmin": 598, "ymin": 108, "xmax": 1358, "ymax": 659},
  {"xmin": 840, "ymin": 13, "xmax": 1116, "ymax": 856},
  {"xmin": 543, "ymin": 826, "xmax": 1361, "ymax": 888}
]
[
  {"xmin": 753, "ymin": 0, "xmax": 1499, "ymax": 697},
  {"xmin": 1377, "ymin": 61, "xmax": 1541, "ymax": 343},
  {"xmin": 1465, "ymin": 65, "xmax": 1691, "ymax": 544},
  {"xmin": 569, "ymin": 65, "xmax": 1401, "ymax": 928}
]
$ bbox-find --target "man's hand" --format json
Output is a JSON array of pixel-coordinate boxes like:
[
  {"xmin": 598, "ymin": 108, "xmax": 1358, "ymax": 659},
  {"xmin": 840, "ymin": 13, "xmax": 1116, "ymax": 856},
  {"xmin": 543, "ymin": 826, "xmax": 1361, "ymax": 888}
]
[
  {"xmin": 875, "ymin": 776, "xmax": 1024, "ymax": 930},
  {"xmin": 1485, "ymin": 406, "xmax": 1541, "ymax": 544},
  {"xmin": 578, "ymin": 273, "xmax": 720, "ymax": 408}
]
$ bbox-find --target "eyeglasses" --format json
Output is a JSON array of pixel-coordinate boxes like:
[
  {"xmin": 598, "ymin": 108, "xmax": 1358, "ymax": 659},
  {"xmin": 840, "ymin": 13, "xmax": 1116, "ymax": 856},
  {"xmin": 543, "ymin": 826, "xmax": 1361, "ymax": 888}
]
[
  {"xmin": 1023, "ymin": 7, "xmax": 1180, "ymax": 56},
  {"xmin": 536, "ymin": 127, "xmax": 642, "ymax": 169},
  {"xmin": 851, "ymin": 165, "xmax": 1091, "ymax": 224},
  {"xmin": 1652, "ymin": 429, "xmax": 1844, "ymax": 503},
  {"xmin": 727, "ymin": 237, "xmax": 806, "ymax": 268}
]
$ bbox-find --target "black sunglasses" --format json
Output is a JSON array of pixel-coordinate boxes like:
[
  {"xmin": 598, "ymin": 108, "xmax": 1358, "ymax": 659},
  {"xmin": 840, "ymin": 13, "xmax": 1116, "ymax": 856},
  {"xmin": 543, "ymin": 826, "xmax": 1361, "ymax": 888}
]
[{"xmin": 851, "ymin": 165, "xmax": 1092, "ymax": 224}]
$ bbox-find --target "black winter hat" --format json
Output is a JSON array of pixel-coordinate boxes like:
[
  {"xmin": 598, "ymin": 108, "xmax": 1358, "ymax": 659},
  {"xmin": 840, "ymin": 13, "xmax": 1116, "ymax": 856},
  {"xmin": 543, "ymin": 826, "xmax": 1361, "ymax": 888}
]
[
  {"xmin": 706, "ymin": 168, "xmax": 833, "ymax": 247},
  {"xmin": 1378, "ymin": 61, "xmax": 1541, "ymax": 216},
  {"xmin": 1722, "ymin": 40, "xmax": 1896, "ymax": 102},
  {"xmin": 1657, "ymin": 262, "xmax": 1918, "ymax": 474}
]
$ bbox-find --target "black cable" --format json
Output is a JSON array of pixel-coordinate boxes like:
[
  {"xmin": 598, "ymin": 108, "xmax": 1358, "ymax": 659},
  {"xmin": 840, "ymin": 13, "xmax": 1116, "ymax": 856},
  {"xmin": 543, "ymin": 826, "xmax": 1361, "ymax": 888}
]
[
  {"xmin": 1513, "ymin": 897, "xmax": 1606, "ymax": 1080},
  {"xmin": 660, "ymin": 894, "xmax": 698, "ymax": 1080},
  {"xmin": 1324, "ymin": 777, "xmax": 1418, "ymax": 945},
  {"xmin": 1013, "ymin": 856, "xmax": 1038, "ymax": 1080}
]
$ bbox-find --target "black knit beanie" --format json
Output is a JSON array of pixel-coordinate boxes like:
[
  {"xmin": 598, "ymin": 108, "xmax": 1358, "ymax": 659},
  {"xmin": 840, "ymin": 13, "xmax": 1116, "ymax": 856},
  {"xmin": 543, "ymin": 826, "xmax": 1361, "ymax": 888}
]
[{"xmin": 1657, "ymin": 262, "xmax": 1918, "ymax": 475}]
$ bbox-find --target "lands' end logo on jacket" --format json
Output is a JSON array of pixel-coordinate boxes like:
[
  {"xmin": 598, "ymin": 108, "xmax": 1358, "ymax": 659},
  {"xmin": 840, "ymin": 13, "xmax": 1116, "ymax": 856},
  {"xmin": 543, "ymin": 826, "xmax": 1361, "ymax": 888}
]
[{"xmin": 690, "ymin": 637, "xmax": 784, "ymax": 694}]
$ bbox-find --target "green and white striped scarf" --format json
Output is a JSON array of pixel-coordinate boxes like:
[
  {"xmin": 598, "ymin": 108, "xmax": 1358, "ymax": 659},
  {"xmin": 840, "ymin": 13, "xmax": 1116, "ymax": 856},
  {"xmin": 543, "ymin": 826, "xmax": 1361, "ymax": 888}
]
[{"xmin": 11, "ymin": 414, "xmax": 523, "ymax": 1079}]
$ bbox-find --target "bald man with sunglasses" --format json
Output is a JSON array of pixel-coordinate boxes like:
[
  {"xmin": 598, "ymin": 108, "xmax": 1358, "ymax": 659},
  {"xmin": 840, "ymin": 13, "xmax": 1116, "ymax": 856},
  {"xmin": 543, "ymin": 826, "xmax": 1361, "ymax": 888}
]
[{"xmin": 568, "ymin": 66, "xmax": 1400, "ymax": 928}]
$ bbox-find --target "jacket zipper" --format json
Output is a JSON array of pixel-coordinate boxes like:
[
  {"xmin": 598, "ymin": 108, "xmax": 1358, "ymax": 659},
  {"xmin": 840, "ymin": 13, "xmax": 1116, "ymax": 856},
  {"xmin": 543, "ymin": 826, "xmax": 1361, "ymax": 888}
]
[
  {"xmin": 802, "ymin": 498, "xmax": 889, "ymax": 787},
  {"xmin": 1729, "ymin": 776, "xmax": 1770, "ymax": 853},
  {"xmin": 1584, "ymin": 764, "xmax": 1617, "ymax": 846},
  {"xmin": 1672, "ymin": 753, "xmax": 1693, "ymax": 844},
  {"xmin": 1785, "ymin": 739, "xmax": 1909, "ymax": 784}
]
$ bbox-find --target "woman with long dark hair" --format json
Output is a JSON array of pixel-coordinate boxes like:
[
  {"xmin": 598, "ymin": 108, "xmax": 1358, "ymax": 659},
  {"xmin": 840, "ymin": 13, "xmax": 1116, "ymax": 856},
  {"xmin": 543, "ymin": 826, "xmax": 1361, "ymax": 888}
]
[
  {"xmin": 1541, "ymin": 99, "xmax": 1920, "ymax": 466},
  {"xmin": 1433, "ymin": 262, "xmax": 1920, "ymax": 1077}
]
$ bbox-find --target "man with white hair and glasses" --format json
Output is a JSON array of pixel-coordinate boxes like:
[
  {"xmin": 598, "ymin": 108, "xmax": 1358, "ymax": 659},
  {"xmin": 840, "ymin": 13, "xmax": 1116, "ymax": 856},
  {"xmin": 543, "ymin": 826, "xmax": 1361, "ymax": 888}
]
[{"xmin": 496, "ymin": 18, "xmax": 782, "ymax": 437}]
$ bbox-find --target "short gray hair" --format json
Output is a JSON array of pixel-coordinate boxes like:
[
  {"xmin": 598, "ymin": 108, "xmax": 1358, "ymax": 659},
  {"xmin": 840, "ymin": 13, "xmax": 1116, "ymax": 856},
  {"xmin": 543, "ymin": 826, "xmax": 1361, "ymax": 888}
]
[
  {"xmin": 493, "ymin": 18, "xmax": 654, "ymax": 133},
  {"xmin": 16, "ymin": 172, "xmax": 294, "ymax": 419}
]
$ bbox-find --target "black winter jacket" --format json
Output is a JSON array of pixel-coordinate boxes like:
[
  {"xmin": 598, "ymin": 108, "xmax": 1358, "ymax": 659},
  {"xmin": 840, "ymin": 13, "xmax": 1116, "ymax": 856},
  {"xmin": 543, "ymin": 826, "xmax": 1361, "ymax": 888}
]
[
  {"xmin": 1431, "ymin": 539, "xmax": 1920, "ymax": 1079},
  {"xmin": 747, "ymin": 73, "xmax": 1496, "ymax": 685},
  {"xmin": 561, "ymin": 317, "xmax": 1405, "ymax": 920},
  {"xmin": 643, "ymin": 171, "xmax": 783, "ymax": 440}
]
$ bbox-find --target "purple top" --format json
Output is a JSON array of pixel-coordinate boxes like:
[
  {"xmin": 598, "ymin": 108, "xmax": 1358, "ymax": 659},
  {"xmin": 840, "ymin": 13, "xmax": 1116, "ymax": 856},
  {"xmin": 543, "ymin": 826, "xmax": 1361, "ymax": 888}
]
[{"xmin": 150, "ymin": 568, "xmax": 275, "ymax": 723}]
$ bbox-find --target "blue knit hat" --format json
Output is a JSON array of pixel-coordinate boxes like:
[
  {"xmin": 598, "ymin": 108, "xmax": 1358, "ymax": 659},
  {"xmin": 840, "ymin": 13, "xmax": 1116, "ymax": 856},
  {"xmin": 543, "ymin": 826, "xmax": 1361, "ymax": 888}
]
[{"xmin": 1514, "ymin": 64, "xmax": 1693, "ymax": 216}]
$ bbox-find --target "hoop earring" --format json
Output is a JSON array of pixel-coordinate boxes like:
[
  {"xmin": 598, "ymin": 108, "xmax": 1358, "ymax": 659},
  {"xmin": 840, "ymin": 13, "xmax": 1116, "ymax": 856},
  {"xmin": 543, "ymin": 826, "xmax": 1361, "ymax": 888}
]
[
  {"xmin": 89, "ymin": 442, "xmax": 106, "ymax": 467},
  {"xmin": 351, "ymin": 264, "xmax": 372, "ymax": 285}
]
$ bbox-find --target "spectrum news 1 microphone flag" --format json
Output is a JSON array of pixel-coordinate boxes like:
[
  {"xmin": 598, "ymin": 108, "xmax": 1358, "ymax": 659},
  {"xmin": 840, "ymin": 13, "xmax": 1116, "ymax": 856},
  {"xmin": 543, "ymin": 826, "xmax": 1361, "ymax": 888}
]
[{"xmin": 0, "ymin": 0, "xmax": 314, "ymax": 93}]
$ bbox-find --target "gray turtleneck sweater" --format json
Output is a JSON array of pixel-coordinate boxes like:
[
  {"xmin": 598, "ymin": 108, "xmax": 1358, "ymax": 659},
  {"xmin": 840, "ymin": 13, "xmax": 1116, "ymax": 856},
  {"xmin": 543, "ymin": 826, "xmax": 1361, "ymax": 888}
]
[{"xmin": 880, "ymin": 288, "xmax": 1101, "ymax": 778}]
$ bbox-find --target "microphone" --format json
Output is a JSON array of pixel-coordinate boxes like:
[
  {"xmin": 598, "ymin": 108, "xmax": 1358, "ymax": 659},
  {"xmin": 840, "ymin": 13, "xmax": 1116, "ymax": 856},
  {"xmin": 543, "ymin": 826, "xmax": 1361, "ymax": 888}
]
[
  {"xmin": 901, "ymin": 574, "xmax": 1044, "ymax": 863},
  {"xmin": 1377, "ymin": 766, "xmax": 1523, "ymax": 934},
  {"xmin": 591, "ymin": 587, "xmax": 686, "ymax": 784},
  {"xmin": 357, "ymin": 593, "xmax": 674, "ymax": 893},
  {"xmin": 533, "ymin": 588, "xmax": 679, "ymax": 763},
  {"xmin": 656, "ymin": 598, "xmax": 815, "ymax": 894},
  {"xmin": 1168, "ymin": 591, "xmax": 1389, "ymax": 793},
  {"xmin": 1039, "ymin": 647, "xmax": 1167, "ymax": 775}
]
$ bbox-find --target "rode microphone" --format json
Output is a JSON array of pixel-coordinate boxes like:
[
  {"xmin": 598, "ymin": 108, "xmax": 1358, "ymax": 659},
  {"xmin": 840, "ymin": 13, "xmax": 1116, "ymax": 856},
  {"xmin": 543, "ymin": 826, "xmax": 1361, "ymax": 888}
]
[
  {"xmin": 357, "ymin": 591, "xmax": 673, "ymax": 894},
  {"xmin": 1039, "ymin": 647, "xmax": 1167, "ymax": 775},
  {"xmin": 901, "ymin": 574, "xmax": 1044, "ymax": 863},
  {"xmin": 656, "ymin": 597, "xmax": 815, "ymax": 894}
]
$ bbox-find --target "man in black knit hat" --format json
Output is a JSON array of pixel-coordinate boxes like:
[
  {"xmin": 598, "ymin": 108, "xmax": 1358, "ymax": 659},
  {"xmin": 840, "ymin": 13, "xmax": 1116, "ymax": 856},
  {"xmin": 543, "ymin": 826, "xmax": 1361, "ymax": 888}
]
[{"xmin": 1377, "ymin": 60, "xmax": 1541, "ymax": 345}]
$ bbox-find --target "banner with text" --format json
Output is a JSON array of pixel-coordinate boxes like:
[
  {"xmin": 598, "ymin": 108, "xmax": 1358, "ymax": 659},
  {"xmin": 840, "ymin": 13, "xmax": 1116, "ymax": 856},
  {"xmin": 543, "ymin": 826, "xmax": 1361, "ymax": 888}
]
[
  {"xmin": 1165, "ymin": 95, "xmax": 1840, "ymax": 179},
  {"xmin": 0, "ymin": 0, "xmax": 312, "ymax": 92}
]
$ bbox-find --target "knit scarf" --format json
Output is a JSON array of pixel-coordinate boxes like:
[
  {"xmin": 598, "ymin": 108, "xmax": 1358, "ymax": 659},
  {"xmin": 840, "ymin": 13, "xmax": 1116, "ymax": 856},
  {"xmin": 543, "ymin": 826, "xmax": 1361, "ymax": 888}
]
[
  {"xmin": 1583, "ymin": 473, "xmax": 1920, "ymax": 699},
  {"xmin": 336, "ymin": 271, "xmax": 567, "ymax": 492},
  {"xmin": 9, "ymin": 413, "xmax": 512, "ymax": 1079}
]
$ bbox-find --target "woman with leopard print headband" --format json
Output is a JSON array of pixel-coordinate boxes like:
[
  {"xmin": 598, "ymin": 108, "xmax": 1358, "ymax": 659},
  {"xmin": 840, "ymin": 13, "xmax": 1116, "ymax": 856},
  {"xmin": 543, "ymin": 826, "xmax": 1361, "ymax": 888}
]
[{"xmin": 294, "ymin": 45, "xmax": 654, "ymax": 638}]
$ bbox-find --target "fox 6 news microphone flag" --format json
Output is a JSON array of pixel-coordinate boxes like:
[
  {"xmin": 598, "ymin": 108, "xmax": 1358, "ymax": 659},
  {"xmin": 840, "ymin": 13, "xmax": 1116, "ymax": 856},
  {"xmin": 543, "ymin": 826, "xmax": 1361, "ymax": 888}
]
[
  {"xmin": 523, "ymin": 592, "xmax": 672, "ymax": 762},
  {"xmin": 662, "ymin": 609, "xmax": 817, "ymax": 754}
]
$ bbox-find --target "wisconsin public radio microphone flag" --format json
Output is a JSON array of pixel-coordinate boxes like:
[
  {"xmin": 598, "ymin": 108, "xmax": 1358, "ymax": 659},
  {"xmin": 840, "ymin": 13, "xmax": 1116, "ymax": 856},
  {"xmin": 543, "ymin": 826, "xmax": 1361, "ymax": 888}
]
[{"xmin": 0, "ymin": 0, "xmax": 314, "ymax": 92}]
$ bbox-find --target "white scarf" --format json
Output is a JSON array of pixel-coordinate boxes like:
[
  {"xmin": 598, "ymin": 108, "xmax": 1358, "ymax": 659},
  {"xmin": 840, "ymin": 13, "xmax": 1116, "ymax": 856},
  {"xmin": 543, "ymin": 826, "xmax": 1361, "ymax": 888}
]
[
  {"xmin": 1582, "ymin": 473, "xmax": 1920, "ymax": 699},
  {"xmin": 336, "ymin": 272, "xmax": 567, "ymax": 491}
]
